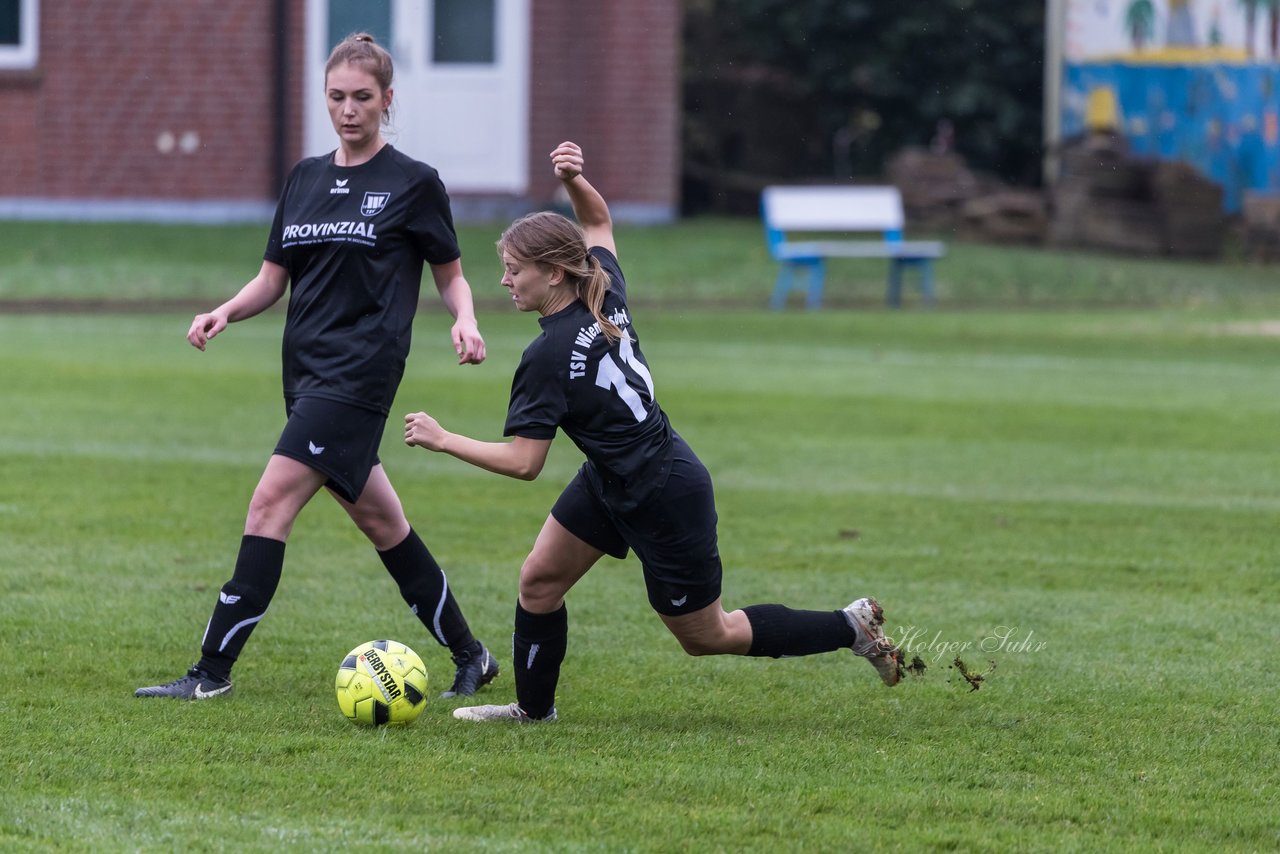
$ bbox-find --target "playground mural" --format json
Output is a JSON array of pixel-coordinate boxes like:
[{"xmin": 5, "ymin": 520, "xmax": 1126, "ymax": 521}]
[{"xmin": 1060, "ymin": 0, "xmax": 1280, "ymax": 210}]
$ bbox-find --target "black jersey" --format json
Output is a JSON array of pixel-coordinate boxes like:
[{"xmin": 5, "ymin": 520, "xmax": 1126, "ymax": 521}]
[
  {"xmin": 263, "ymin": 144, "xmax": 461, "ymax": 414},
  {"xmin": 504, "ymin": 248, "xmax": 676, "ymax": 511}
]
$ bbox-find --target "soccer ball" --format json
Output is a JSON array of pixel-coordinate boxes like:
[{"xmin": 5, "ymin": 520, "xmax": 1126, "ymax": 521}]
[{"xmin": 334, "ymin": 639, "xmax": 428, "ymax": 726}]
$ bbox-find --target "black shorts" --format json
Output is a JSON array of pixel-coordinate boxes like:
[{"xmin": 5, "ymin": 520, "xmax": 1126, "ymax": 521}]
[
  {"xmin": 551, "ymin": 448, "xmax": 723, "ymax": 617},
  {"xmin": 274, "ymin": 396, "xmax": 385, "ymax": 503}
]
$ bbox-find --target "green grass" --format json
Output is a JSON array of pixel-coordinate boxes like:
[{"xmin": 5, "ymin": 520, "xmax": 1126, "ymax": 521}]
[
  {"xmin": 3, "ymin": 218, "xmax": 1279, "ymax": 309},
  {"xmin": 1, "ymin": 222, "xmax": 1279, "ymax": 851}
]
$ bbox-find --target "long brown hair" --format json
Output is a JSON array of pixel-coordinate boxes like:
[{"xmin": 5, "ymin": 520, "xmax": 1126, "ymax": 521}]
[
  {"xmin": 325, "ymin": 33, "xmax": 395, "ymax": 126},
  {"xmin": 498, "ymin": 211, "xmax": 626, "ymax": 342}
]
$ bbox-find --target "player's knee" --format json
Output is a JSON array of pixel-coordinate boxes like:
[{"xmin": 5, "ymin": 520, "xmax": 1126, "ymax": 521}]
[
  {"xmin": 349, "ymin": 508, "xmax": 404, "ymax": 549},
  {"xmin": 518, "ymin": 578, "xmax": 561, "ymax": 612},
  {"xmin": 518, "ymin": 559, "xmax": 567, "ymax": 612},
  {"xmin": 245, "ymin": 489, "xmax": 293, "ymax": 538}
]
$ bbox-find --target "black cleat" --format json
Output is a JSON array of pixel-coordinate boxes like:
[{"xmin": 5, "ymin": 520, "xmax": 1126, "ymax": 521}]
[
  {"xmin": 135, "ymin": 666, "xmax": 233, "ymax": 700},
  {"xmin": 441, "ymin": 644, "xmax": 499, "ymax": 698}
]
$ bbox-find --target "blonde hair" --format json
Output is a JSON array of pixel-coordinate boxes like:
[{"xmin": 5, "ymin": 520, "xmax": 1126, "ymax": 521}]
[
  {"xmin": 325, "ymin": 33, "xmax": 394, "ymax": 126},
  {"xmin": 498, "ymin": 211, "xmax": 625, "ymax": 342}
]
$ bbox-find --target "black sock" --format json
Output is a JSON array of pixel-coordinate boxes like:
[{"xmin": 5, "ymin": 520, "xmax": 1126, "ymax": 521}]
[
  {"xmin": 197, "ymin": 535, "xmax": 285, "ymax": 680},
  {"xmin": 513, "ymin": 601, "xmax": 567, "ymax": 719},
  {"xmin": 378, "ymin": 528, "xmax": 476, "ymax": 656},
  {"xmin": 742, "ymin": 605, "xmax": 854, "ymax": 658}
]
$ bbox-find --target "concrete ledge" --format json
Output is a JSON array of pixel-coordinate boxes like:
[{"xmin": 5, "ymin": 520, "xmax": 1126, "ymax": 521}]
[
  {"xmin": 0, "ymin": 197, "xmax": 678, "ymax": 226},
  {"xmin": 0, "ymin": 198, "xmax": 276, "ymax": 225}
]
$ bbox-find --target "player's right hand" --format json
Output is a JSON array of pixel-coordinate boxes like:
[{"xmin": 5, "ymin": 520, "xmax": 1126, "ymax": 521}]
[
  {"xmin": 187, "ymin": 311, "xmax": 228, "ymax": 351},
  {"xmin": 404, "ymin": 411, "xmax": 448, "ymax": 452}
]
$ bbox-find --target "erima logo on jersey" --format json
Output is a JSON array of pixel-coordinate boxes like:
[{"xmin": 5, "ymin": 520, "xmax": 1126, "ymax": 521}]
[
  {"xmin": 308, "ymin": 441, "xmax": 325, "ymax": 456},
  {"xmin": 219, "ymin": 592, "xmax": 241, "ymax": 605},
  {"xmin": 330, "ymin": 178, "xmax": 350, "ymax": 195},
  {"xmin": 281, "ymin": 221, "xmax": 378, "ymax": 241}
]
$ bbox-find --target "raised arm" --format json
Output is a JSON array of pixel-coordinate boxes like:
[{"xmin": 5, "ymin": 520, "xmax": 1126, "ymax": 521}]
[
  {"xmin": 550, "ymin": 141, "xmax": 616, "ymax": 257},
  {"xmin": 404, "ymin": 411, "xmax": 552, "ymax": 481},
  {"xmin": 187, "ymin": 260, "xmax": 289, "ymax": 351}
]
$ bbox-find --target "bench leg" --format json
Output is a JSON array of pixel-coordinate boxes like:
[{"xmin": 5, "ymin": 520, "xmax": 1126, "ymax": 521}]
[
  {"xmin": 772, "ymin": 260, "xmax": 825, "ymax": 309},
  {"xmin": 887, "ymin": 261, "xmax": 904, "ymax": 308},
  {"xmin": 920, "ymin": 260, "xmax": 935, "ymax": 306},
  {"xmin": 770, "ymin": 264, "xmax": 794, "ymax": 310},
  {"xmin": 805, "ymin": 259, "xmax": 826, "ymax": 310},
  {"xmin": 887, "ymin": 259, "xmax": 935, "ymax": 307}
]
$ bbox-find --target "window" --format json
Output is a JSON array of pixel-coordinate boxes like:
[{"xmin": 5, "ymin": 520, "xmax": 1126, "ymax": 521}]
[
  {"xmin": 432, "ymin": 0, "xmax": 495, "ymax": 64},
  {"xmin": 0, "ymin": 0, "xmax": 38, "ymax": 69},
  {"xmin": 327, "ymin": 0, "xmax": 391, "ymax": 53}
]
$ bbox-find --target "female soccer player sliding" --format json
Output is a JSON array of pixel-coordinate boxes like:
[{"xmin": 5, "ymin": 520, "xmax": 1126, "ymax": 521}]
[{"xmin": 404, "ymin": 141, "xmax": 903, "ymax": 723}]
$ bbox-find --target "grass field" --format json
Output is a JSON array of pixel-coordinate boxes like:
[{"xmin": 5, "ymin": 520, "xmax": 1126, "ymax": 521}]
[
  {"xmin": 1, "ymin": 221, "xmax": 1278, "ymax": 851},
  {"xmin": 3, "ymin": 218, "xmax": 1280, "ymax": 309}
]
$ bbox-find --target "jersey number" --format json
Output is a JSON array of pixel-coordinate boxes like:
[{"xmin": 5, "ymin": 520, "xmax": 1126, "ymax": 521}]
[{"xmin": 595, "ymin": 335, "xmax": 655, "ymax": 422}]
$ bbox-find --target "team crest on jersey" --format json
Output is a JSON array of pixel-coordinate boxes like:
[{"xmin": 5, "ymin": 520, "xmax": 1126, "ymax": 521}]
[{"xmin": 360, "ymin": 191, "xmax": 390, "ymax": 216}]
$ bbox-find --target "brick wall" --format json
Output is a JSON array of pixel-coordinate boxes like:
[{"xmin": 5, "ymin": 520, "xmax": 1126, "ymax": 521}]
[
  {"xmin": 0, "ymin": 0, "xmax": 307, "ymax": 202},
  {"xmin": 0, "ymin": 0, "xmax": 678, "ymax": 217},
  {"xmin": 527, "ymin": 0, "xmax": 681, "ymax": 218}
]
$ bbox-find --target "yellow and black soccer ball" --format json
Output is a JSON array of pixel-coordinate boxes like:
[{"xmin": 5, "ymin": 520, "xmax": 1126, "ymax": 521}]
[{"xmin": 334, "ymin": 640, "xmax": 428, "ymax": 726}]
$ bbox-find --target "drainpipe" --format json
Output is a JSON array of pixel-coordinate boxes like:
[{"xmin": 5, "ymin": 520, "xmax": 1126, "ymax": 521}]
[{"xmin": 271, "ymin": 0, "xmax": 289, "ymax": 195}]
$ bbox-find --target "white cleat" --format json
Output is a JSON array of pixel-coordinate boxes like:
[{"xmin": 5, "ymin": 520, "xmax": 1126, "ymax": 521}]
[
  {"xmin": 452, "ymin": 702, "xmax": 557, "ymax": 723},
  {"xmin": 842, "ymin": 597, "xmax": 903, "ymax": 687}
]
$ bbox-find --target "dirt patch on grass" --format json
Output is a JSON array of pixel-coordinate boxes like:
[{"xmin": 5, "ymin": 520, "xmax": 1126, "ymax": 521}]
[
  {"xmin": 0, "ymin": 298, "xmax": 211, "ymax": 314},
  {"xmin": 1214, "ymin": 320, "xmax": 1280, "ymax": 337}
]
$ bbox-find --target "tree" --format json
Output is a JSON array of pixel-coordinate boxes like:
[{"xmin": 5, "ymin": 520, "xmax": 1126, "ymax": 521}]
[{"xmin": 682, "ymin": 0, "xmax": 1046, "ymax": 213}]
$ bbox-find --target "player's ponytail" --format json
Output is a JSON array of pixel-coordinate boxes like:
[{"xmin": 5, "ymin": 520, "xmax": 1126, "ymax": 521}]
[
  {"xmin": 579, "ymin": 252, "xmax": 623, "ymax": 342},
  {"xmin": 498, "ymin": 211, "xmax": 626, "ymax": 342}
]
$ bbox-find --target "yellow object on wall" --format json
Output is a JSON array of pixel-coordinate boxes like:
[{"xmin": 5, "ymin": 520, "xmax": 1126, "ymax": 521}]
[{"xmin": 1084, "ymin": 86, "xmax": 1122, "ymax": 132}]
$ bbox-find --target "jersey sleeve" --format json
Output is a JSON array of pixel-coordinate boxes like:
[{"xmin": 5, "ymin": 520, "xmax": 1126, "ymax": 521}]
[
  {"xmin": 406, "ymin": 166, "xmax": 462, "ymax": 266},
  {"xmin": 590, "ymin": 246, "xmax": 627, "ymax": 302},
  {"xmin": 503, "ymin": 342, "xmax": 565, "ymax": 439}
]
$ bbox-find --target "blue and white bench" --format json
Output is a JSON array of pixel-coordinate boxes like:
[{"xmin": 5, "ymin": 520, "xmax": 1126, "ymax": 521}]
[{"xmin": 762, "ymin": 185, "xmax": 945, "ymax": 309}]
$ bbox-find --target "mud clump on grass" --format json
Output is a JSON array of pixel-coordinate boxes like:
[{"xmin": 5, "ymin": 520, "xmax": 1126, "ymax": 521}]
[{"xmin": 950, "ymin": 657, "xmax": 996, "ymax": 691}]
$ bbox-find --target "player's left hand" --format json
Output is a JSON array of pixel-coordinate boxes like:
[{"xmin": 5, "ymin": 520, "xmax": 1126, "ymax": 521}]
[
  {"xmin": 551, "ymin": 141, "xmax": 584, "ymax": 181},
  {"xmin": 452, "ymin": 318, "xmax": 486, "ymax": 365}
]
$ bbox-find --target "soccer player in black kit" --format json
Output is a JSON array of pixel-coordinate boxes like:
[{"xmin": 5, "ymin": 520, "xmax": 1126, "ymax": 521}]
[
  {"xmin": 403, "ymin": 141, "xmax": 903, "ymax": 723},
  {"xmin": 136, "ymin": 34, "xmax": 499, "ymax": 701}
]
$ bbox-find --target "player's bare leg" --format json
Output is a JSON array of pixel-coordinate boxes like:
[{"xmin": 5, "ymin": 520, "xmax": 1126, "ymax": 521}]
[
  {"xmin": 454, "ymin": 515, "xmax": 601, "ymax": 723},
  {"xmin": 136, "ymin": 455, "xmax": 327, "ymax": 699},
  {"xmin": 332, "ymin": 464, "xmax": 499, "ymax": 698},
  {"xmin": 659, "ymin": 600, "xmax": 752, "ymax": 655}
]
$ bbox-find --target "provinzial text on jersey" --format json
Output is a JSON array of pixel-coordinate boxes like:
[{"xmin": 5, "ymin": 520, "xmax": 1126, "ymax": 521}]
[{"xmin": 281, "ymin": 221, "xmax": 378, "ymax": 247}]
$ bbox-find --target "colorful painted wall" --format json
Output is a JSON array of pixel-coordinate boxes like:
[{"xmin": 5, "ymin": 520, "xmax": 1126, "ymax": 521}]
[{"xmin": 1059, "ymin": 0, "xmax": 1280, "ymax": 211}]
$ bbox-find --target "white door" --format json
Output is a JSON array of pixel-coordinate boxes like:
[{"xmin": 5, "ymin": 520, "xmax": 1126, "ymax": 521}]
[{"xmin": 303, "ymin": 0, "xmax": 530, "ymax": 194}]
